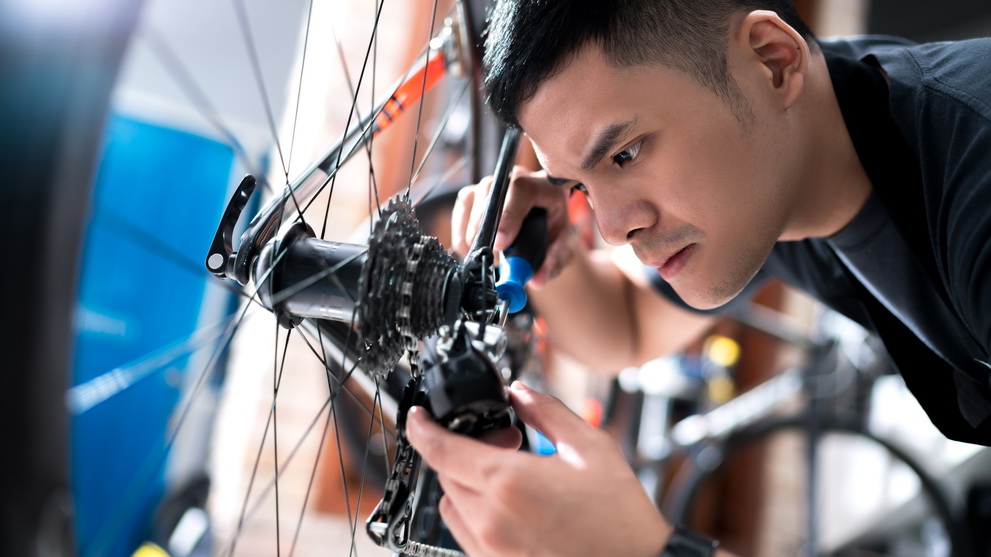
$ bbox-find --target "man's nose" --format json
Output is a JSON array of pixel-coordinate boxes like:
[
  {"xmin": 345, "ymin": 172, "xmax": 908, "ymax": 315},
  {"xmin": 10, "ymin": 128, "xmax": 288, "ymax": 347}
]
[{"xmin": 593, "ymin": 194, "xmax": 655, "ymax": 246}]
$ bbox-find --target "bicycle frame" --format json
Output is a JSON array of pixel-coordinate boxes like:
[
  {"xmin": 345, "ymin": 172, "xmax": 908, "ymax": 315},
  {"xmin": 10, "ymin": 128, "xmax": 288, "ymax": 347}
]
[{"xmin": 207, "ymin": 19, "xmax": 472, "ymax": 287}]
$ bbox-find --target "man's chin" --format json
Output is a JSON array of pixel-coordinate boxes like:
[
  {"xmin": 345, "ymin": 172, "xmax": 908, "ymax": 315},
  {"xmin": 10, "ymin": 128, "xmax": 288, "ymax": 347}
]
[{"xmin": 673, "ymin": 282, "xmax": 747, "ymax": 311}]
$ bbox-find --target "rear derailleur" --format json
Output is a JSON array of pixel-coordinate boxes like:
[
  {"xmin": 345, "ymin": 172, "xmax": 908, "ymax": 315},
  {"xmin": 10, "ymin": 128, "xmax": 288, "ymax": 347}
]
[{"xmin": 366, "ymin": 319, "xmax": 512, "ymax": 554}]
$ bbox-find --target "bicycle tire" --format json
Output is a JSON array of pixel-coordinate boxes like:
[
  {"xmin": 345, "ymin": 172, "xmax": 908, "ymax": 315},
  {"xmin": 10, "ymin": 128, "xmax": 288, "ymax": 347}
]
[
  {"xmin": 665, "ymin": 414, "xmax": 971, "ymax": 557},
  {"xmin": 3, "ymin": 1, "xmax": 497, "ymax": 555},
  {"xmin": 1, "ymin": 2, "xmax": 146, "ymax": 555}
]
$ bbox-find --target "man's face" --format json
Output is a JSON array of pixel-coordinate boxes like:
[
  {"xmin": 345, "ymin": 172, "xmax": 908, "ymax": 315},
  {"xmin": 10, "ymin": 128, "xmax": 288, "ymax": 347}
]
[{"xmin": 518, "ymin": 45, "xmax": 798, "ymax": 310}]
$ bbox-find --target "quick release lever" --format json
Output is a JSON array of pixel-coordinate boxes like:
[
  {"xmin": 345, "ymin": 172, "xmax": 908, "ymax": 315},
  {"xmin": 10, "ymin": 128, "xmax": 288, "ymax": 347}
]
[{"xmin": 205, "ymin": 175, "xmax": 256, "ymax": 283}]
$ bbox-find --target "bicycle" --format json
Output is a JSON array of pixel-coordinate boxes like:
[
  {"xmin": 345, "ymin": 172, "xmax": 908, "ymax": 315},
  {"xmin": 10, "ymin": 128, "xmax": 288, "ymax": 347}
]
[
  {"xmin": 2, "ymin": 0, "xmax": 543, "ymax": 556},
  {"xmin": 601, "ymin": 302, "xmax": 980, "ymax": 556}
]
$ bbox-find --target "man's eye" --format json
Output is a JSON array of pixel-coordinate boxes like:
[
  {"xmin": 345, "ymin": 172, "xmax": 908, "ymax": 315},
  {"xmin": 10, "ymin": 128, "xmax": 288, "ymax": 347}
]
[
  {"xmin": 570, "ymin": 183, "xmax": 588, "ymax": 196},
  {"xmin": 613, "ymin": 140, "xmax": 642, "ymax": 167}
]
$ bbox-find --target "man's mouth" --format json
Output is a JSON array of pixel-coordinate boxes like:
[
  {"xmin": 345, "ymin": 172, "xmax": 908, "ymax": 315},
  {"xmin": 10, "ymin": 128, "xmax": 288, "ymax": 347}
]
[{"xmin": 658, "ymin": 244, "xmax": 695, "ymax": 281}]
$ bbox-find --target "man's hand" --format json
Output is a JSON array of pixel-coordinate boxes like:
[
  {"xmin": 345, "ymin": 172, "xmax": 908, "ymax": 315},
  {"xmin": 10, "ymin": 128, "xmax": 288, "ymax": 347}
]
[
  {"xmin": 452, "ymin": 167, "xmax": 578, "ymax": 287},
  {"xmin": 406, "ymin": 381, "xmax": 671, "ymax": 557}
]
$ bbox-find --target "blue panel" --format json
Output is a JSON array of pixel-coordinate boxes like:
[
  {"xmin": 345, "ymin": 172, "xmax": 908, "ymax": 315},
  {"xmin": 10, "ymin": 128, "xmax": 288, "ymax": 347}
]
[{"xmin": 72, "ymin": 114, "xmax": 235, "ymax": 557}]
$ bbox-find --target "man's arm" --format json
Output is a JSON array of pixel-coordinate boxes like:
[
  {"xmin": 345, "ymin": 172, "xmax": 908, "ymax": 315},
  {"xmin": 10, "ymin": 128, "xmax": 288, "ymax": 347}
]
[
  {"xmin": 453, "ymin": 168, "xmax": 715, "ymax": 373},
  {"xmin": 530, "ymin": 242, "xmax": 716, "ymax": 372}
]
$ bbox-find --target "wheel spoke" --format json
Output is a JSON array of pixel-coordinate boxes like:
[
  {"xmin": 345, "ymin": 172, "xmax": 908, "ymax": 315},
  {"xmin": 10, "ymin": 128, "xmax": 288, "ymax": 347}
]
[
  {"xmin": 138, "ymin": 27, "xmax": 276, "ymax": 196},
  {"xmin": 286, "ymin": 386, "xmax": 333, "ymax": 557},
  {"xmin": 404, "ymin": 0, "xmax": 442, "ymax": 201},
  {"xmin": 296, "ymin": 323, "xmax": 398, "ymax": 438},
  {"xmin": 270, "ymin": 327, "xmax": 296, "ymax": 557},
  {"xmin": 79, "ymin": 248, "xmax": 294, "ymax": 553},
  {"xmin": 230, "ymin": 0, "xmax": 311, "ymax": 230},
  {"xmin": 285, "ymin": 0, "xmax": 317, "ymax": 179},
  {"xmin": 320, "ymin": 0, "xmax": 387, "ymax": 239},
  {"xmin": 330, "ymin": 5, "xmax": 383, "ymax": 221},
  {"xmin": 217, "ymin": 361, "xmax": 387, "ymax": 555},
  {"xmin": 230, "ymin": 0, "xmax": 289, "ymax": 180},
  {"xmin": 82, "ymin": 291, "xmax": 260, "ymax": 555}
]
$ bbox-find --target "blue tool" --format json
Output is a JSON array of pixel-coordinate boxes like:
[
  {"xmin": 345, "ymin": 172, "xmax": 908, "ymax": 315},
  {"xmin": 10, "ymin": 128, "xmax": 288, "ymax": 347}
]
[{"xmin": 495, "ymin": 208, "xmax": 547, "ymax": 313}]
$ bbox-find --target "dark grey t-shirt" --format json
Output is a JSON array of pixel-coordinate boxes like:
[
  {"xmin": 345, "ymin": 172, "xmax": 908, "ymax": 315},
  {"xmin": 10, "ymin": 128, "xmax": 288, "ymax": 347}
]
[{"xmin": 648, "ymin": 37, "xmax": 991, "ymax": 445}]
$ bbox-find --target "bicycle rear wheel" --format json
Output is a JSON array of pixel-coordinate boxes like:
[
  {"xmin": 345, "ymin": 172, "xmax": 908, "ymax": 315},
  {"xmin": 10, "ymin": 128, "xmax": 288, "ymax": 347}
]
[
  {"xmin": 666, "ymin": 415, "xmax": 970, "ymax": 557},
  {"xmin": 3, "ymin": 0, "xmax": 498, "ymax": 555}
]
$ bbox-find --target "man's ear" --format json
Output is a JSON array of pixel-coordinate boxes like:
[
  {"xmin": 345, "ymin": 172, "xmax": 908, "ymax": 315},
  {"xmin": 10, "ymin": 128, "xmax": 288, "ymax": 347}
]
[{"xmin": 736, "ymin": 10, "xmax": 809, "ymax": 108}]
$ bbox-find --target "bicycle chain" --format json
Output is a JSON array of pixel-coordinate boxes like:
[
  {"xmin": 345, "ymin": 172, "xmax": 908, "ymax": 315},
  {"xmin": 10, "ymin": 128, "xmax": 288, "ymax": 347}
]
[
  {"xmin": 400, "ymin": 238, "xmax": 425, "ymax": 378},
  {"xmin": 402, "ymin": 540, "xmax": 466, "ymax": 557},
  {"xmin": 367, "ymin": 378, "xmax": 467, "ymax": 557}
]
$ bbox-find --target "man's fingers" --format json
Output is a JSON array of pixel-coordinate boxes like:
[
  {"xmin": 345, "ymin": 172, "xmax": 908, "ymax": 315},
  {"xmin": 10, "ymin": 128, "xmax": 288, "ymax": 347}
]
[
  {"xmin": 452, "ymin": 181, "xmax": 488, "ymax": 256},
  {"xmin": 478, "ymin": 425, "xmax": 524, "ymax": 450},
  {"xmin": 508, "ymin": 382, "xmax": 591, "ymax": 451},
  {"xmin": 437, "ymin": 476, "xmax": 514, "ymax": 557},
  {"xmin": 464, "ymin": 177, "xmax": 494, "ymax": 251},
  {"xmin": 529, "ymin": 228, "xmax": 578, "ymax": 288},
  {"xmin": 451, "ymin": 186, "xmax": 472, "ymax": 255},
  {"xmin": 407, "ymin": 406, "xmax": 514, "ymax": 488},
  {"xmin": 495, "ymin": 169, "xmax": 567, "ymax": 252},
  {"xmin": 456, "ymin": 169, "xmax": 574, "ymax": 286},
  {"xmin": 438, "ymin": 494, "xmax": 488, "ymax": 557}
]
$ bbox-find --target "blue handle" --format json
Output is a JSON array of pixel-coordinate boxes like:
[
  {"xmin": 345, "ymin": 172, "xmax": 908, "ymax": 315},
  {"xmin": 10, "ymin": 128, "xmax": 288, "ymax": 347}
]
[{"xmin": 495, "ymin": 208, "xmax": 547, "ymax": 313}]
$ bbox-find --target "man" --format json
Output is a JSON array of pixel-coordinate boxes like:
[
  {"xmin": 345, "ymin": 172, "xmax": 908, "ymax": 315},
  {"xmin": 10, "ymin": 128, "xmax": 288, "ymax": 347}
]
[{"xmin": 406, "ymin": 1, "xmax": 991, "ymax": 555}]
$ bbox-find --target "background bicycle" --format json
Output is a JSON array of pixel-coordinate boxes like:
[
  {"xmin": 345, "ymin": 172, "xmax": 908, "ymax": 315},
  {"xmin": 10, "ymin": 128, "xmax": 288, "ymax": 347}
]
[{"xmin": 592, "ymin": 298, "xmax": 991, "ymax": 556}]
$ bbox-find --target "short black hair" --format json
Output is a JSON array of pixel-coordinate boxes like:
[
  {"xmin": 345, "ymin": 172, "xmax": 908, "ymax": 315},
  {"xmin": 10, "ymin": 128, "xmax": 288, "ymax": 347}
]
[{"xmin": 483, "ymin": 0, "xmax": 816, "ymax": 127}]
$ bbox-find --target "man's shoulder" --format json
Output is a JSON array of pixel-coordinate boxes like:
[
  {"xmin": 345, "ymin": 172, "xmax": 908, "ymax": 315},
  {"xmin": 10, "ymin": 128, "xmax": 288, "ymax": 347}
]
[
  {"xmin": 819, "ymin": 34, "xmax": 991, "ymax": 59},
  {"xmin": 818, "ymin": 35, "xmax": 916, "ymax": 58},
  {"xmin": 827, "ymin": 36, "xmax": 991, "ymax": 119}
]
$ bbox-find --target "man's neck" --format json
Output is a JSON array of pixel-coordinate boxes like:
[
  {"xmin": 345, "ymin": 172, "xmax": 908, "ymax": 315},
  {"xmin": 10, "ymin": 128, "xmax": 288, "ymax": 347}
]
[{"xmin": 780, "ymin": 51, "xmax": 872, "ymax": 241}]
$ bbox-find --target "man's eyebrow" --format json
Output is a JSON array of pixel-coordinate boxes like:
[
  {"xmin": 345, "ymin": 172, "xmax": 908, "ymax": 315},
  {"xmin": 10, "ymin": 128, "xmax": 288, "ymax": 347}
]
[
  {"xmin": 546, "ymin": 175, "xmax": 572, "ymax": 186},
  {"xmin": 580, "ymin": 118, "xmax": 638, "ymax": 171}
]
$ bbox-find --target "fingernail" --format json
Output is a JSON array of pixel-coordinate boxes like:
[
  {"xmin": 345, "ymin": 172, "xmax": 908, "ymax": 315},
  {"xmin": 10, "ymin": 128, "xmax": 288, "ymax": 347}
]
[
  {"xmin": 494, "ymin": 231, "xmax": 507, "ymax": 250},
  {"xmin": 510, "ymin": 381, "xmax": 530, "ymax": 392},
  {"xmin": 407, "ymin": 407, "xmax": 425, "ymax": 428}
]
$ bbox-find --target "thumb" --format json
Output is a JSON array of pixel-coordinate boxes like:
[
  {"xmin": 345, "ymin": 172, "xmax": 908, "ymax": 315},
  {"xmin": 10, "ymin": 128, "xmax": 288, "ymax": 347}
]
[{"xmin": 509, "ymin": 381, "xmax": 590, "ymax": 449}]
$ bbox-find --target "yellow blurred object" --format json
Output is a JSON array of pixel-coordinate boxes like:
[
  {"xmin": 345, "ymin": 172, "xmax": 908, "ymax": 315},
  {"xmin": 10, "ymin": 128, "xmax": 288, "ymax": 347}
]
[
  {"xmin": 704, "ymin": 335, "xmax": 740, "ymax": 368},
  {"xmin": 132, "ymin": 542, "xmax": 170, "ymax": 557},
  {"xmin": 707, "ymin": 375, "xmax": 736, "ymax": 404}
]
